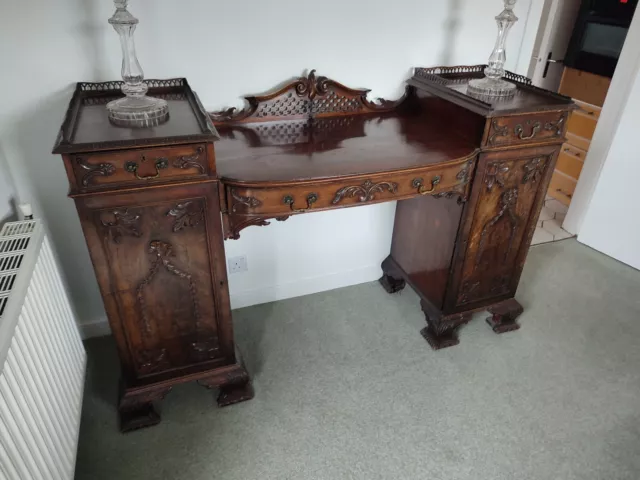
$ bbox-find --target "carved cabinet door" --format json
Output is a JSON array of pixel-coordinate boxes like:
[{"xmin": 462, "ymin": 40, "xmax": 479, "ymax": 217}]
[
  {"xmin": 75, "ymin": 182, "xmax": 233, "ymax": 383},
  {"xmin": 447, "ymin": 146, "xmax": 559, "ymax": 310}
]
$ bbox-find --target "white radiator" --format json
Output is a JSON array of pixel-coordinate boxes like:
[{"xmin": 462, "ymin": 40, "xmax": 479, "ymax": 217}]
[{"xmin": 0, "ymin": 220, "xmax": 86, "ymax": 480}]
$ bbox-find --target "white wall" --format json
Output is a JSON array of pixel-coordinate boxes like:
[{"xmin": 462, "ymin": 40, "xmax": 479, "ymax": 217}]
[
  {"xmin": 0, "ymin": 0, "xmax": 541, "ymax": 336},
  {"xmin": 0, "ymin": 147, "xmax": 16, "ymax": 223},
  {"xmin": 576, "ymin": 67, "xmax": 640, "ymax": 270}
]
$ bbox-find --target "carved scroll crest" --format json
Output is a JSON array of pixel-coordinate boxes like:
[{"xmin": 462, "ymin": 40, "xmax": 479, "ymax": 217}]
[
  {"xmin": 522, "ymin": 157, "xmax": 547, "ymax": 185},
  {"xmin": 77, "ymin": 157, "xmax": 116, "ymax": 186},
  {"xmin": 172, "ymin": 146, "xmax": 205, "ymax": 173},
  {"xmin": 167, "ymin": 201, "xmax": 204, "ymax": 232},
  {"xmin": 231, "ymin": 189, "xmax": 262, "ymax": 213},
  {"xmin": 332, "ymin": 180, "xmax": 399, "ymax": 205},
  {"xmin": 544, "ymin": 113, "xmax": 568, "ymax": 136},
  {"xmin": 209, "ymin": 69, "xmax": 407, "ymax": 124},
  {"xmin": 485, "ymin": 162, "xmax": 510, "ymax": 192},
  {"xmin": 101, "ymin": 209, "xmax": 142, "ymax": 244}
]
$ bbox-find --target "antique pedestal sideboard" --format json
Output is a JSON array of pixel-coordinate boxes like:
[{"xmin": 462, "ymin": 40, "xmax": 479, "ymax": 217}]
[{"xmin": 53, "ymin": 67, "xmax": 573, "ymax": 431}]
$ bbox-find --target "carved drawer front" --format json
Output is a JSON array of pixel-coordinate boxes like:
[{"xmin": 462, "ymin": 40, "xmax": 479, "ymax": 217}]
[
  {"xmin": 485, "ymin": 111, "xmax": 568, "ymax": 148},
  {"xmin": 77, "ymin": 184, "xmax": 230, "ymax": 380},
  {"xmin": 70, "ymin": 143, "xmax": 210, "ymax": 191},
  {"xmin": 453, "ymin": 151, "xmax": 554, "ymax": 308},
  {"xmin": 226, "ymin": 157, "xmax": 476, "ymax": 217}
]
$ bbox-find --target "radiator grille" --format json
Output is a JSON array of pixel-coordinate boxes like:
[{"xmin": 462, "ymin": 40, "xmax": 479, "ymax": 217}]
[{"xmin": 0, "ymin": 220, "xmax": 86, "ymax": 480}]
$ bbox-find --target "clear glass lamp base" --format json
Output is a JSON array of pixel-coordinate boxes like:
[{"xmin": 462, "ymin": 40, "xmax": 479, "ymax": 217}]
[
  {"xmin": 107, "ymin": 95, "xmax": 169, "ymax": 128},
  {"xmin": 467, "ymin": 77, "xmax": 517, "ymax": 98}
]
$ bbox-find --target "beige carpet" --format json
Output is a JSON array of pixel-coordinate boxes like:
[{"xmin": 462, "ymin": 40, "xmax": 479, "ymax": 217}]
[{"xmin": 76, "ymin": 239, "xmax": 640, "ymax": 480}]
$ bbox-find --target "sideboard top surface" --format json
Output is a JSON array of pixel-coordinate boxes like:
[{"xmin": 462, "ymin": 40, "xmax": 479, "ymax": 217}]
[
  {"xmin": 209, "ymin": 69, "xmax": 478, "ymax": 184},
  {"xmin": 214, "ymin": 111, "xmax": 478, "ymax": 184},
  {"xmin": 52, "ymin": 78, "xmax": 218, "ymax": 155}
]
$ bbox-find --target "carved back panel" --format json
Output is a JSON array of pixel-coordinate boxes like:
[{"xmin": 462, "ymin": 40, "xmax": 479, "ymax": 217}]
[
  {"xmin": 210, "ymin": 70, "xmax": 406, "ymax": 125},
  {"xmin": 452, "ymin": 149, "xmax": 555, "ymax": 308}
]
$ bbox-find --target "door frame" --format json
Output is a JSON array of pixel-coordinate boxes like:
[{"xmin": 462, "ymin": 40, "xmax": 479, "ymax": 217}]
[{"xmin": 563, "ymin": 8, "xmax": 640, "ymax": 235}]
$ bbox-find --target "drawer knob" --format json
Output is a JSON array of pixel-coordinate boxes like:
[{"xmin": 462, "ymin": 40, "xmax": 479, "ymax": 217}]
[
  {"xmin": 125, "ymin": 157, "xmax": 168, "ymax": 180},
  {"xmin": 412, "ymin": 176, "xmax": 441, "ymax": 195},
  {"xmin": 283, "ymin": 193, "xmax": 318, "ymax": 213},
  {"xmin": 515, "ymin": 121, "xmax": 541, "ymax": 140}
]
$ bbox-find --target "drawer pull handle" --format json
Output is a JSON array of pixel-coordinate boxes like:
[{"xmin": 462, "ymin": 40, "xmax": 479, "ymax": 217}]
[
  {"xmin": 412, "ymin": 176, "xmax": 441, "ymax": 195},
  {"xmin": 564, "ymin": 148, "xmax": 581, "ymax": 157},
  {"xmin": 125, "ymin": 157, "xmax": 168, "ymax": 180},
  {"xmin": 283, "ymin": 193, "xmax": 318, "ymax": 213},
  {"xmin": 515, "ymin": 121, "xmax": 541, "ymax": 140},
  {"xmin": 556, "ymin": 189, "xmax": 573, "ymax": 199}
]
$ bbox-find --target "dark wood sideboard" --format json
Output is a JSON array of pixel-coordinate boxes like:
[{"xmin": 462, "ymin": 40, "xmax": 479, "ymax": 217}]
[{"xmin": 53, "ymin": 67, "xmax": 573, "ymax": 432}]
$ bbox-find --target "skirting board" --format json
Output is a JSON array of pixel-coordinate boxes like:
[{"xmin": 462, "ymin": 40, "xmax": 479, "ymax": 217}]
[
  {"xmin": 79, "ymin": 263, "xmax": 384, "ymax": 339},
  {"xmin": 80, "ymin": 316, "xmax": 112, "ymax": 339}
]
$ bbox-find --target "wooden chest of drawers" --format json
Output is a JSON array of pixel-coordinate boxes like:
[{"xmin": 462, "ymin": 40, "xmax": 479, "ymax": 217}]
[
  {"xmin": 547, "ymin": 98, "xmax": 601, "ymax": 205},
  {"xmin": 549, "ymin": 68, "xmax": 610, "ymax": 206}
]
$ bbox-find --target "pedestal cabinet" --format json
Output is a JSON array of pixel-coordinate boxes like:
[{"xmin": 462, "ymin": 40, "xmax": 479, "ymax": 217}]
[
  {"xmin": 53, "ymin": 79, "xmax": 253, "ymax": 432},
  {"xmin": 382, "ymin": 66, "xmax": 573, "ymax": 349}
]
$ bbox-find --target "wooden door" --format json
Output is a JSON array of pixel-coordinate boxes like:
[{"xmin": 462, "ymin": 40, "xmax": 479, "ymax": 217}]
[
  {"xmin": 448, "ymin": 146, "xmax": 558, "ymax": 310},
  {"xmin": 75, "ymin": 182, "xmax": 233, "ymax": 383}
]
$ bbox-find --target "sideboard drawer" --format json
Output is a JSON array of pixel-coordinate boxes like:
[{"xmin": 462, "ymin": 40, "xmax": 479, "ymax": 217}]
[
  {"xmin": 566, "ymin": 108, "xmax": 598, "ymax": 141},
  {"xmin": 573, "ymin": 99, "xmax": 601, "ymax": 120},
  {"xmin": 226, "ymin": 158, "xmax": 476, "ymax": 217},
  {"xmin": 70, "ymin": 143, "xmax": 210, "ymax": 191},
  {"xmin": 486, "ymin": 111, "xmax": 568, "ymax": 147},
  {"xmin": 548, "ymin": 170, "xmax": 577, "ymax": 206},
  {"xmin": 557, "ymin": 143, "xmax": 585, "ymax": 180}
]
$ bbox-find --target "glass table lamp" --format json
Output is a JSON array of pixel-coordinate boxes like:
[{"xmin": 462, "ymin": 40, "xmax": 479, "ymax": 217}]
[
  {"xmin": 468, "ymin": 0, "xmax": 519, "ymax": 98},
  {"xmin": 107, "ymin": 0, "xmax": 169, "ymax": 128}
]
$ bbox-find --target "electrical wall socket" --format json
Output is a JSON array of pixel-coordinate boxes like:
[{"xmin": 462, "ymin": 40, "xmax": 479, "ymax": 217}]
[{"xmin": 228, "ymin": 255, "xmax": 248, "ymax": 274}]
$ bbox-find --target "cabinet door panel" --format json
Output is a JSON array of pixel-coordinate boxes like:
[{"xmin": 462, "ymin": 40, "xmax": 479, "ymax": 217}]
[
  {"xmin": 450, "ymin": 147, "xmax": 557, "ymax": 308},
  {"xmin": 76, "ymin": 182, "xmax": 232, "ymax": 380}
]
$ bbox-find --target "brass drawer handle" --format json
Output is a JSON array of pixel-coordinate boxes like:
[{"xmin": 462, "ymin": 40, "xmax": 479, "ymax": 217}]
[
  {"xmin": 125, "ymin": 157, "xmax": 168, "ymax": 180},
  {"xmin": 412, "ymin": 176, "xmax": 441, "ymax": 195},
  {"xmin": 283, "ymin": 193, "xmax": 318, "ymax": 213},
  {"xmin": 515, "ymin": 121, "xmax": 541, "ymax": 140}
]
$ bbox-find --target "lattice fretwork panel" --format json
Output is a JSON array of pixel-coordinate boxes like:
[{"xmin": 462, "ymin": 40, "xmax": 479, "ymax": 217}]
[
  {"xmin": 256, "ymin": 92, "xmax": 308, "ymax": 118},
  {"xmin": 312, "ymin": 91, "xmax": 363, "ymax": 115}
]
